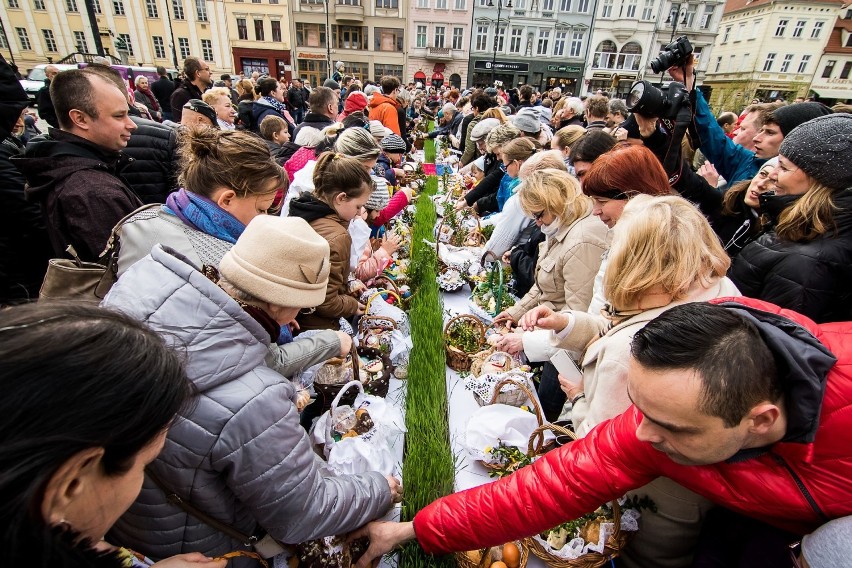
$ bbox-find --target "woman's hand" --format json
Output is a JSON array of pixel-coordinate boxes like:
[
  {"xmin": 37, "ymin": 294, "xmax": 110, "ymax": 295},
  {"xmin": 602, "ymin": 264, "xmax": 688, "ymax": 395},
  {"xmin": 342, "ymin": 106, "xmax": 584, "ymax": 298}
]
[
  {"xmin": 349, "ymin": 521, "xmax": 417, "ymax": 568},
  {"xmin": 697, "ymin": 162, "xmax": 720, "ymax": 188},
  {"xmin": 381, "ymin": 232, "xmax": 402, "ymax": 255},
  {"xmin": 558, "ymin": 374, "xmax": 584, "ymax": 400},
  {"xmin": 492, "ymin": 311, "xmax": 516, "ymax": 326},
  {"xmin": 386, "ymin": 475, "xmax": 404, "ymax": 503},
  {"xmin": 454, "ymin": 198, "xmax": 468, "ymax": 211},
  {"xmin": 495, "ymin": 331, "xmax": 524, "ymax": 355},
  {"xmin": 519, "ymin": 306, "xmax": 569, "ymax": 332},
  {"xmin": 151, "ymin": 553, "xmax": 227, "ymax": 568}
]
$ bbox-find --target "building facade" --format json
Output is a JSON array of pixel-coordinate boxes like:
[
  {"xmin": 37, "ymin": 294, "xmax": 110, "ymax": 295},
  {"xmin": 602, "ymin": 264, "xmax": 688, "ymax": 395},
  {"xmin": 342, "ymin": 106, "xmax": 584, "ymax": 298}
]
[
  {"xmin": 703, "ymin": 0, "xmax": 844, "ymax": 114},
  {"xmin": 807, "ymin": 5, "xmax": 852, "ymax": 104},
  {"xmin": 0, "ymin": 0, "xmax": 293, "ymax": 78},
  {"xmin": 289, "ymin": 0, "xmax": 407, "ymax": 87},
  {"xmin": 582, "ymin": 0, "xmax": 724, "ymax": 98},
  {"xmin": 406, "ymin": 0, "xmax": 472, "ymax": 88},
  {"xmin": 467, "ymin": 0, "xmax": 595, "ymax": 92}
]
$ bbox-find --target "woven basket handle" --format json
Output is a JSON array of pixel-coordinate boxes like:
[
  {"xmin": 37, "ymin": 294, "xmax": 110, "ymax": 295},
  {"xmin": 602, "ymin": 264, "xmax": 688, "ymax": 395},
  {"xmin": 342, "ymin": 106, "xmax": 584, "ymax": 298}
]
[
  {"xmin": 364, "ymin": 289, "xmax": 402, "ymax": 314},
  {"xmin": 443, "ymin": 314, "xmax": 486, "ymax": 351},
  {"xmin": 527, "ymin": 423, "xmax": 576, "ymax": 456},
  {"xmin": 488, "ymin": 377, "xmax": 543, "ymax": 427},
  {"xmin": 358, "ymin": 315, "xmax": 398, "ymax": 337}
]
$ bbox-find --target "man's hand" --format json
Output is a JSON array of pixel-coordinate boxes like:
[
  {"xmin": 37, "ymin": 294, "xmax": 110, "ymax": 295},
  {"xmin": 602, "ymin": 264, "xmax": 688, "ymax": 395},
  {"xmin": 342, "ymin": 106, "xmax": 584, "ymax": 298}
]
[
  {"xmin": 151, "ymin": 553, "xmax": 227, "ymax": 568},
  {"xmin": 519, "ymin": 306, "xmax": 569, "ymax": 332},
  {"xmin": 454, "ymin": 198, "xmax": 468, "ymax": 211},
  {"xmin": 336, "ymin": 330, "xmax": 353, "ymax": 358},
  {"xmin": 558, "ymin": 374, "xmax": 584, "ymax": 399},
  {"xmin": 633, "ymin": 114, "xmax": 658, "ymax": 138},
  {"xmin": 666, "ymin": 55, "xmax": 695, "ymax": 90},
  {"xmin": 349, "ymin": 521, "xmax": 417, "ymax": 568}
]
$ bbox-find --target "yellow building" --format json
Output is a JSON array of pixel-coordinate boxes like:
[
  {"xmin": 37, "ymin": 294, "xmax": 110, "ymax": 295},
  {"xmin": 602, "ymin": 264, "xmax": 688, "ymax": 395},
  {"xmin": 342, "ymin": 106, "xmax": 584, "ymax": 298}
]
[{"xmin": 0, "ymin": 0, "xmax": 293, "ymax": 77}]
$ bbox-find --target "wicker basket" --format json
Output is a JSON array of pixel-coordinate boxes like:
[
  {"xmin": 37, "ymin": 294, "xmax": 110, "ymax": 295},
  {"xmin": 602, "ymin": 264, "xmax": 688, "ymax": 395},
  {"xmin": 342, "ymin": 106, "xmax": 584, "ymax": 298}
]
[
  {"xmin": 437, "ymin": 266, "xmax": 467, "ymax": 292},
  {"xmin": 444, "ymin": 314, "xmax": 486, "ymax": 372},
  {"xmin": 436, "ymin": 211, "xmax": 483, "ymax": 252},
  {"xmin": 469, "ymin": 348, "xmax": 517, "ymax": 378},
  {"xmin": 455, "ymin": 540, "xmax": 529, "ymax": 568},
  {"xmin": 473, "ymin": 370, "xmax": 534, "ymax": 407},
  {"xmin": 357, "ymin": 315, "xmax": 397, "ymax": 353},
  {"xmin": 314, "ymin": 343, "xmax": 361, "ymax": 412},
  {"xmin": 314, "ymin": 345, "xmax": 393, "ymax": 411},
  {"xmin": 524, "ymin": 427, "xmax": 631, "ymax": 568},
  {"xmin": 478, "ymin": 378, "xmax": 544, "ymax": 472}
]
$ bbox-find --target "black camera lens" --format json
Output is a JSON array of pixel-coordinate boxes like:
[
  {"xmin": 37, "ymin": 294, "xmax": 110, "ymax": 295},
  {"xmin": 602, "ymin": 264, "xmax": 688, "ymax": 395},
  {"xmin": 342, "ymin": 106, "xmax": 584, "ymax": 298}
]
[{"xmin": 650, "ymin": 51, "xmax": 676, "ymax": 74}]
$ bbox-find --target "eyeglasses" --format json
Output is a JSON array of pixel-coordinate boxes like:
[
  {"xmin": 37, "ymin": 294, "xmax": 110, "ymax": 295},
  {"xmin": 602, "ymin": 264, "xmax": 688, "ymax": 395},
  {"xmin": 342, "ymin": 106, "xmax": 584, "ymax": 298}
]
[
  {"xmin": 532, "ymin": 210, "xmax": 545, "ymax": 221},
  {"xmin": 789, "ymin": 541, "xmax": 803, "ymax": 568}
]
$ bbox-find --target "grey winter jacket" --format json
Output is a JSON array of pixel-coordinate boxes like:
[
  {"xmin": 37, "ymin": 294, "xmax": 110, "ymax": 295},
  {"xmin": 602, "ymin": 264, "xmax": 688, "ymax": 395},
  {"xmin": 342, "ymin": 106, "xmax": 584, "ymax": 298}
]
[{"xmin": 103, "ymin": 245, "xmax": 392, "ymax": 561}]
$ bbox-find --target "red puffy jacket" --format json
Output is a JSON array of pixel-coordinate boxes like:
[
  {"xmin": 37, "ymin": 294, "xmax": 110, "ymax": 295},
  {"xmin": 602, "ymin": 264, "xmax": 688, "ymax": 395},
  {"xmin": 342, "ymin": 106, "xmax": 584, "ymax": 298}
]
[{"xmin": 413, "ymin": 297, "xmax": 852, "ymax": 554}]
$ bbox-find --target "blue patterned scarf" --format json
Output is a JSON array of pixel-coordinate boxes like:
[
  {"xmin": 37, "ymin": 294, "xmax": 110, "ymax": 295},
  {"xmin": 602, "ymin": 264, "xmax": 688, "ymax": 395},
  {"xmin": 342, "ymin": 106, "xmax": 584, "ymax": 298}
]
[
  {"xmin": 164, "ymin": 188, "xmax": 246, "ymax": 244},
  {"xmin": 263, "ymin": 95, "xmax": 289, "ymax": 116}
]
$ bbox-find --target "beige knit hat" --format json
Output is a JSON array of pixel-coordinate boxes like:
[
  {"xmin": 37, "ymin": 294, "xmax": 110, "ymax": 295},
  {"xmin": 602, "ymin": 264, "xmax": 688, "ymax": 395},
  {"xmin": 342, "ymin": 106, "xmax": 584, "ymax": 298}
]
[{"xmin": 219, "ymin": 216, "xmax": 330, "ymax": 308}]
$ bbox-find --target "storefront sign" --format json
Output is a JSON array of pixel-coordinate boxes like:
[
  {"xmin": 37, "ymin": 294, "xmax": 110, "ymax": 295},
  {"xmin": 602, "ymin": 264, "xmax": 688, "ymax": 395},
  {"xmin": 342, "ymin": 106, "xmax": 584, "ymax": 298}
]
[
  {"xmin": 546, "ymin": 65, "xmax": 582, "ymax": 73},
  {"xmin": 474, "ymin": 60, "xmax": 530, "ymax": 72},
  {"xmin": 297, "ymin": 52, "xmax": 326, "ymax": 60}
]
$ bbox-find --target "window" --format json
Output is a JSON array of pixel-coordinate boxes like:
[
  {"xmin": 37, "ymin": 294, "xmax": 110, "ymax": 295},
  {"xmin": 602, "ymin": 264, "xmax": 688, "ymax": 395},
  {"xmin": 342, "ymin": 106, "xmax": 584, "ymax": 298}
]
[
  {"xmin": 416, "ymin": 25, "xmax": 426, "ymax": 48},
  {"xmin": 375, "ymin": 27, "xmax": 403, "ymax": 51},
  {"xmin": 750, "ymin": 19, "xmax": 761, "ymax": 39},
  {"xmin": 735, "ymin": 23, "xmax": 745, "ymax": 41},
  {"xmin": 0, "ymin": 33, "xmax": 6, "ymax": 49},
  {"xmin": 553, "ymin": 30, "xmax": 566, "ymax": 56},
  {"xmin": 811, "ymin": 21, "xmax": 824, "ymax": 39},
  {"xmin": 763, "ymin": 52, "xmax": 775, "ymax": 72},
  {"xmin": 33, "ymin": 0, "xmax": 45, "ymax": 8},
  {"xmin": 172, "ymin": 0, "xmax": 184, "ymax": 19},
  {"xmin": 42, "ymin": 29, "xmax": 56, "ymax": 51},
  {"xmin": 558, "ymin": 0, "xmax": 570, "ymax": 12},
  {"xmin": 118, "ymin": 33, "xmax": 133, "ymax": 55},
  {"xmin": 822, "ymin": 59, "xmax": 836, "ymax": 78},
  {"xmin": 617, "ymin": 42, "xmax": 641, "ymax": 70},
  {"xmin": 569, "ymin": 30, "xmax": 583, "ymax": 57},
  {"xmin": 641, "ymin": 0, "xmax": 653, "ymax": 20},
  {"xmin": 510, "ymin": 27, "xmax": 522, "ymax": 53},
  {"xmin": 840, "ymin": 61, "xmax": 852, "ymax": 80},
  {"xmin": 542, "ymin": 0, "xmax": 553, "ymax": 11},
  {"xmin": 145, "ymin": 0, "xmax": 158, "ymax": 17},
  {"xmin": 296, "ymin": 23, "xmax": 327, "ymax": 47},
  {"xmin": 722, "ymin": 26, "xmax": 730, "ymax": 43},
  {"xmin": 201, "ymin": 38, "xmax": 213, "ymax": 60},
  {"xmin": 576, "ymin": 0, "xmax": 587, "ymax": 11},
  {"xmin": 178, "ymin": 37, "xmax": 189, "ymax": 59},
  {"xmin": 16, "ymin": 28, "xmax": 31, "ymax": 50},
  {"xmin": 476, "ymin": 25, "xmax": 488, "ymax": 51},
  {"xmin": 153, "ymin": 36, "xmax": 166, "ymax": 58},
  {"xmin": 593, "ymin": 39, "xmax": 616, "ymax": 68},
  {"xmin": 727, "ymin": 54, "xmax": 734, "ymax": 72},
  {"xmin": 92, "ymin": 0, "xmax": 100, "ymax": 12},
  {"xmin": 332, "ymin": 25, "xmax": 367, "ymax": 49},
  {"xmin": 536, "ymin": 29, "xmax": 549, "ymax": 56},
  {"xmin": 701, "ymin": 5, "xmax": 714, "ymax": 29},
  {"xmin": 454, "ymin": 0, "xmax": 464, "ymax": 9},
  {"xmin": 113, "ymin": 0, "xmax": 124, "ymax": 15},
  {"xmin": 779, "ymin": 53, "xmax": 793, "ymax": 73},
  {"xmin": 692, "ymin": 45, "xmax": 703, "ymax": 65},
  {"xmin": 237, "ymin": 18, "xmax": 248, "ymax": 40},
  {"xmin": 376, "ymin": 0, "xmax": 397, "ymax": 6},
  {"xmin": 601, "ymin": 0, "xmax": 612, "ymax": 18},
  {"xmin": 373, "ymin": 64, "xmax": 403, "ymax": 82},
  {"xmin": 270, "ymin": 21, "xmax": 281, "ymax": 42},
  {"xmin": 196, "ymin": 0, "xmax": 207, "ymax": 21},
  {"xmin": 65, "ymin": 0, "xmax": 77, "ymax": 10},
  {"xmin": 254, "ymin": 20, "xmax": 264, "ymax": 41},
  {"xmin": 269, "ymin": 0, "xmax": 279, "ymax": 4},
  {"xmin": 792, "ymin": 20, "xmax": 805, "ymax": 38},
  {"xmin": 346, "ymin": 61, "xmax": 368, "ymax": 81},
  {"xmin": 435, "ymin": 0, "xmax": 446, "ymax": 8},
  {"xmin": 775, "ymin": 19, "xmax": 787, "ymax": 37},
  {"xmin": 338, "ymin": 0, "xmax": 361, "ymax": 5},
  {"xmin": 625, "ymin": 0, "xmax": 636, "ymax": 18},
  {"xmin": 417, "ymin": 0, "xmax": 427, "ymax": 7},
  {"xmin": 452, "ymin": 27, "xmax": 464, "ymax": 50},
  {"xmin": 494, "ymin": 25, "xmax": 505, "ymax": 51},
  {"xmin": 8, "ymin": 0, "xmax": 19, "ymax": 7},
  {"xmin": 797, "ymin": 54, "xmax": 810, "ymax": 74},
  {"xmin": 434, "ymin": 26, "xmax": 445, "ymax": 48},
  {"xmin": 742, "ymin": 52, "xmax": 750, "ymax": 70},
  {"xmin": 74, "ymin": 30, "xmax": 88, "ymax": 51},
  {"xmin": 714, "ymin": 56, "xmax": 721, "ymax": 72}
]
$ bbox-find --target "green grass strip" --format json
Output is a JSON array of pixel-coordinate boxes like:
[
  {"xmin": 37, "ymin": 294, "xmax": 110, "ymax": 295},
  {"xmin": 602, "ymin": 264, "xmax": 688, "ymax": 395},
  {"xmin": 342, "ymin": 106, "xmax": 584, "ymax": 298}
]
[
  {"xmin": 400, "ymin": 175, "xmax": 456, "ymax": 568},
  {"xmin": 424, "ymin": 137, "xmax": 436, "ymax": 165}
]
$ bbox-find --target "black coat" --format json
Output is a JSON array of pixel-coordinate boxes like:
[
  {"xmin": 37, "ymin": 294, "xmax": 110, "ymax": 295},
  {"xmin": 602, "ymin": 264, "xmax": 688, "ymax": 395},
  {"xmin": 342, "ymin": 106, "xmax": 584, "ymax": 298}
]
[
  {"xmin": 121, "ymin": 117, "xmax": 179, "ymax": 204},
  {"xmin": 36, "ymin": 81, "xmax": 58, "ymax": 128},
  {"xmin": 729, "ymin": 189, "xmax": 852, "ymax": 323},
  {"xmin": 151, "ymin": 76, "xmax": 176, "ymax": 113},
  {"xmin": 509, "ymin": 226, "xmax": 545, "ymax": 297},
  {"xmin": 288, "ymin": 86, "xmax": 306, "ymax": 110},
  {"xmin": 169, "ymin": 80, "xmax": 203, "ymax": 122},
  {"xmin": 292, "ymin": 113, "xmax": 334, "ymax": 140}
]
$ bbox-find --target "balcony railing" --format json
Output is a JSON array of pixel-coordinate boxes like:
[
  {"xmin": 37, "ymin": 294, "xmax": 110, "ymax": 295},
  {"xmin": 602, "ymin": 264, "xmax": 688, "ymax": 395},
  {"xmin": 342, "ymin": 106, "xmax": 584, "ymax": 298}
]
[{"xmin": 426, "ymin": 46, "xmax": 452, "ymax": 60}]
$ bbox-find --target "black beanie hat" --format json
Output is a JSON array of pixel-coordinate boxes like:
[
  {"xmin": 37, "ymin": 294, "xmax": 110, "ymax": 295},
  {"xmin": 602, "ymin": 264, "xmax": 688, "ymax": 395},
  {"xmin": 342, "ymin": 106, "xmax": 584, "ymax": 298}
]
[{"xmin": 769, "ymin": 102, "xmax": 832, "ymax": 137}]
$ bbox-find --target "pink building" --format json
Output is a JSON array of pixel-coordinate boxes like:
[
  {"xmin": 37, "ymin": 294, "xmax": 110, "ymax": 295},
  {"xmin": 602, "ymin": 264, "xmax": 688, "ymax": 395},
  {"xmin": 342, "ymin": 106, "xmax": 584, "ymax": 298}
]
[{"xmin": 406, "ymin": 0, "xmax": 474, "ymax": 88}]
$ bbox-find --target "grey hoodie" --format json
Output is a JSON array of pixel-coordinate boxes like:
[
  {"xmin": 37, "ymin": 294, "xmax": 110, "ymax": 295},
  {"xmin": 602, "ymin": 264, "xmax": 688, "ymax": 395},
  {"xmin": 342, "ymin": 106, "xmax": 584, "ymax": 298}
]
[{"xmin": 103, "ymin": 245, "xmax": 391, "ymax": 561}]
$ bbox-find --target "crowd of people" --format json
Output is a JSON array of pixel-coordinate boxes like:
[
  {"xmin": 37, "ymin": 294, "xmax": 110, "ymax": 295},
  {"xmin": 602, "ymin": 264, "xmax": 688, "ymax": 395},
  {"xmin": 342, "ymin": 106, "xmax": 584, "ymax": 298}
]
[{"xmin": 1, "ymin": 49, "xmax": 852, "ymax": 568}]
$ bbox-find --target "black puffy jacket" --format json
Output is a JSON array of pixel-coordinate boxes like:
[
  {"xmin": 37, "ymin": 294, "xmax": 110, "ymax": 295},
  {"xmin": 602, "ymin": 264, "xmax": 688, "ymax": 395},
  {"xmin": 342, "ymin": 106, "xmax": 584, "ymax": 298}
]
[
  {"xmin": 121, "ymin": 117, "xmax": 179, "ymax": 204},
  {"xmin": 729, "ymin": 189, "xmax": 852, "ymax": 323}
]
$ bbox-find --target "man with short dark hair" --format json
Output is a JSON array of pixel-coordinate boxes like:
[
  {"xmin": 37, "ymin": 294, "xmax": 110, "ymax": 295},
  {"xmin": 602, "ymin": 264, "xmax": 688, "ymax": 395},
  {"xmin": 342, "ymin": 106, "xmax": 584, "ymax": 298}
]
[
  {"xmin": 36, "ymin": 64, "xmax": 60, "ymax": 128},
  {"xmin": 368, "ymin": 75, "xmax": 402, "ymax": 135},
  {"xmin": 221, "ymin": 73, "xmax": 239, "ymax": 105},
  {"xmin": 288, "ymin": 78, "xmax": 307, "ymax": 124},
  {"xmin": 151, "ymin": 65, "xmax": 176, "ymax": 122},
  {"xmin": 13, "ymin": 68, "xmax": 142, "ymax": 262},
  {"xmin": 584, "ymin": 95, "xmax": 609, "ymax": 130},
  {"xmin": 170, "ymin": 57, "xmax": 213, "ymax": 122},
  {"xmin": 353, "ymin": 299, "xmax": 852, "ymax": 568},
  {"xmin": 292, "ymin": 86, "xmax": 337, "ymax": 140}
]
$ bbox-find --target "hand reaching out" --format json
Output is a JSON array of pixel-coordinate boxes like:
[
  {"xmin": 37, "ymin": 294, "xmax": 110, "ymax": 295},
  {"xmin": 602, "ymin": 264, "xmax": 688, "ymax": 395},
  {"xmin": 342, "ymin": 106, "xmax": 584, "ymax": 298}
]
[
  {"xmin": 519, "ymin": 306, "xmax": 570, "ymax": 332},
  {"xmin": 697, "ymin": 162, "xmax": 720, "ymax": 188}
]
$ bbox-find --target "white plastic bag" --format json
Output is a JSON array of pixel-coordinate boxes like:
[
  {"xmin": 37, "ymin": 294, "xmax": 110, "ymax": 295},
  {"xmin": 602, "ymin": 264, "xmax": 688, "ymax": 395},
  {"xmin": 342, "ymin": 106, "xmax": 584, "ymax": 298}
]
[
  {"xmin": 465, "ymin": 404, "xmax": 553, "ymax": 464},
  {"xmin": 349, "ymin": 217, "xmax": 373, "ymax": 272}
]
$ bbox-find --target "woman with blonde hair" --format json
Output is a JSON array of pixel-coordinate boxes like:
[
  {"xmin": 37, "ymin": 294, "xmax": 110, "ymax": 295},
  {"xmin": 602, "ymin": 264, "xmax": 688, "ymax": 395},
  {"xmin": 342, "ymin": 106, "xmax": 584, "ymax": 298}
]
[
  {"xmin": 730, "ymin": 114, "xmax": 852, "ymax": 323},
  {"xmin": 480, "ymin": 106, "xmax": 508, "ymax": 123},
  {"xmin": 550, "ymin": 124, "xmax": 585, "ymax": 169},
  {"xmin": 519, "ymin": 194, "xmax": 739, "ymax": 568},
  {"xmin": 202, "ymin": 86, "xmax": 236, "ymax": 130},
  {"xmin": 492, "ymin": 168, "xmax": 609, "ymax": 420}
]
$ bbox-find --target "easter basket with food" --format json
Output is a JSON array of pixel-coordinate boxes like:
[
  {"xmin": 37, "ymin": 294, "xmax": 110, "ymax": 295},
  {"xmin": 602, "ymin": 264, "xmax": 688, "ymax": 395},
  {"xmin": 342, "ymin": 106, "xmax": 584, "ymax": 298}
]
[
  {"xmin": 444, "ymin": 314, "xmax": 487, "ymax": 372},
  {"xmin": 294, "ymin": 535, "xmax": 370, "ymax": 568},
  {"xmin": 456, "ymin": 541, "xmax": 529, "ymax": 568},
  {"xmin": 360, "ymin": 288, "xmax": 410, "ymax": 335},
  {"xmin": 357, "ymin": 315, "xmax": 398, "ymax": 355},
  {"xmin": 436, "ymin": 204, "xmax": 484, "ymax": 250},
  {"xmin": 465, "ymin": 367, "xmax": 535, "ymax": 408},
  {"xmin": 469, "ymin": 347, "xmax": 520, "ymax": 378},
  {"xmin": 469, "ymin": 262, "xmax": 518, "ymax": 325},
  {"xmin": 437, "ymin": 266, "xmax": 467, "ymax": 292},
  {"xmin": 313, "ymin": 344, "xmax": 393, "ymax": 412}
]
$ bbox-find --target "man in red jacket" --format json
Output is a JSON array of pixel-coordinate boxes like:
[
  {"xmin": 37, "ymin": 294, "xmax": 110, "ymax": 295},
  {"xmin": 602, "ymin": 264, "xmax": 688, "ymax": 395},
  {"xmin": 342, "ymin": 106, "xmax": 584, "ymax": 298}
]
[{"xmin": 353, "ymin": 299, "xmax": 852, "ymax": 567}]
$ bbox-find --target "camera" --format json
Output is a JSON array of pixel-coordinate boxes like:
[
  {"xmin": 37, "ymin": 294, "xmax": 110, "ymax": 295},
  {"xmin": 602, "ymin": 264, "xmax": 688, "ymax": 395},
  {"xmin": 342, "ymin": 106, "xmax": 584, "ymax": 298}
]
[
  {"xmin": 650, "ymin": 36, "xmax": 693, "ymax": 74},
  {"xmin": 626, "ymin": 80, "xmax": 690, "ymax": 120}
]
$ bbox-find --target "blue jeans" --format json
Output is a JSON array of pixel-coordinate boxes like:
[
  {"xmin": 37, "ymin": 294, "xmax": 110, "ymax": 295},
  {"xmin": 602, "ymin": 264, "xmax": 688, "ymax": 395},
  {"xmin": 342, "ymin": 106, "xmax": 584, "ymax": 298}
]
[{"xmin": 292, "ymin": 108, "xmax": 305, "ymax": 124}]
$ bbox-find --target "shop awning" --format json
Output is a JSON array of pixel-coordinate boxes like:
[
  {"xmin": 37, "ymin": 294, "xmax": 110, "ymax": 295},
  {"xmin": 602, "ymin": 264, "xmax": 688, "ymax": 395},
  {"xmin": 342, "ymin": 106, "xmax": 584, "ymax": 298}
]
[{"xmin": 811, "ymin": 88, "xmax": 852, "ymax": 100}]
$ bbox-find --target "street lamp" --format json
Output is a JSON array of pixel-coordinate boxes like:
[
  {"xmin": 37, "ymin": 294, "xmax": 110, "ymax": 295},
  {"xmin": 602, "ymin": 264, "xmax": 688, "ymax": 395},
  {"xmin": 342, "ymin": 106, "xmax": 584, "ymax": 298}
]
[
  {"xmin": 666, "ymin": 2, "xmax": 689, "ymax": 43},
  {"xmin": 324, "ymin": 0, "xmax": 332, "ymax": 80},
  {"xmin": 487, "ymin": 0, "xmax": 512, "ymax": 86}
]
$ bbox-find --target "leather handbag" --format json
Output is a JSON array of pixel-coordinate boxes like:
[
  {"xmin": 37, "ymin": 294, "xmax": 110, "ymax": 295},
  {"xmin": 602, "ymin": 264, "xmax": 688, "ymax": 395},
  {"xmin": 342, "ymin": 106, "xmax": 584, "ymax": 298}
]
[{"xmin": 38, "ymin": 204, "xmax": 159, "ymax": 302}]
